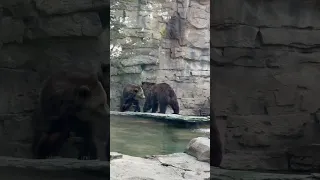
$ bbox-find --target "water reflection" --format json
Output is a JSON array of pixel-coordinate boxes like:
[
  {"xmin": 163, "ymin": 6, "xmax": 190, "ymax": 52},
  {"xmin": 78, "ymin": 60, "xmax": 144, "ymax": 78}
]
[{"xmin": 110, "ymin": 115, "xmax": 209, "ymax": 157}]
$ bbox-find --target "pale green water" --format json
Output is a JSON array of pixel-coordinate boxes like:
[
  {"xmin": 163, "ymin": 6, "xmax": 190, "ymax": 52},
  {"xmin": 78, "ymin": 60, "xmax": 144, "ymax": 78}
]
[{"xmin": 110, "ymin": 115, "xmax": 209, "ymax": 157}]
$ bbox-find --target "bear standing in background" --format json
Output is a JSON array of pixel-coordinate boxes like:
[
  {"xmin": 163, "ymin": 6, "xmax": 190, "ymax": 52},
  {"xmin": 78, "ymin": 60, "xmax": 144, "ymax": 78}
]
[
  {"xmin": 32, "ymin": 65, "xmax": 109, "ymax": 160},
  {"xmin": 120, "ymin": 84, "xmax": 145, "ymax": 112},
  {"xmin": 142, "ymin": 82, "xmax": 179, "ymax": 114}
]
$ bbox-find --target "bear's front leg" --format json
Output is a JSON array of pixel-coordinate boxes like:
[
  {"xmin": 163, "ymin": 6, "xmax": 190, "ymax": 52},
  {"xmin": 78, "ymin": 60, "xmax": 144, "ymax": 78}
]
[
  {"xmin": 73, "ymin": 121, "xmax": 98, "ymax": 160},
  {"xmin": 132, "ymin": 99, "xmax": 141, "ymax": 112}
]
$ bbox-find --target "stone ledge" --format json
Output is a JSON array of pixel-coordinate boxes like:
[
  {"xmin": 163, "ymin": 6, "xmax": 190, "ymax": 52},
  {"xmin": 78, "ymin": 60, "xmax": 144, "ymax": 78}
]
[
  {"xmin": 210, "ymin": 168, "xmax": 315, "ymax": 180},
  {"xmin": 0, "ymin": 156, "xmax": 109, "ymax": 174},
  {"xmin": 110, "ymin": 111, "xmax": 210, "ymax": 123},
  {"xmin": 111, "ymin": 152, "xmax": 210, "ymax": 180}
]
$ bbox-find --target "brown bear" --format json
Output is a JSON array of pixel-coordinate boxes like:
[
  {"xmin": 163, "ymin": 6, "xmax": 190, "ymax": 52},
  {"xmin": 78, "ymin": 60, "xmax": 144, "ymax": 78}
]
[
  {"xmin": 210, "ymin": 108, "xmax": 223, "ymax": 167},
  {"xmin": 141, "ymin": 82, "xmax": 179, "ymax": 114},
  {"xmin": 32, "ymin": 65, "xmax": 109, "ymax": 161},
  {"xmin": 120, "ymin": 84, "xmax": 145, "ymax": 112}
]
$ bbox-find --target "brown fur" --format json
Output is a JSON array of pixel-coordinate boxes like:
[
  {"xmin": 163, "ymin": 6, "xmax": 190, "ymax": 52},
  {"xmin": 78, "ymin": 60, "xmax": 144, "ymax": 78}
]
[
  {"xmin": 120, "ymin": 84, "xmax": 145, "ymax": 112},
  {"xmin": 32, "ymin": 65, "xmax": 109, "ymax": 160},
  {"xmin": 142, "ymin": 82, "xmax": 179, "ymax": 114}
]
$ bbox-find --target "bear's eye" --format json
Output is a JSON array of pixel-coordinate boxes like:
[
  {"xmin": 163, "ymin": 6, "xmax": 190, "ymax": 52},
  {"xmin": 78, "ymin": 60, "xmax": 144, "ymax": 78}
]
[{"xmin": 133, "ymin": 89, "xmax": 138, "ymax": 93}]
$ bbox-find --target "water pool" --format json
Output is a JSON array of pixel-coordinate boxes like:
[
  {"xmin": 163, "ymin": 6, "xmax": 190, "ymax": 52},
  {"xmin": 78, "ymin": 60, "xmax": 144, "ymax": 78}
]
[{"xmin": 110, "ymin": 114, "xmax": 209, "ymax": 157}]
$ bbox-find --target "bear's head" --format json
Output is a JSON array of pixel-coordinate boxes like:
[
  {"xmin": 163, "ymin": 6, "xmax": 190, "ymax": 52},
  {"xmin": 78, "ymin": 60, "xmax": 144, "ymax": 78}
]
[
  {"xmin": 73, "ymin": 82, "xmax": 109, "ymax": 123},
  {"xmin": 132, "ymin": 85, "xmax": 145, "ymax": 100}
]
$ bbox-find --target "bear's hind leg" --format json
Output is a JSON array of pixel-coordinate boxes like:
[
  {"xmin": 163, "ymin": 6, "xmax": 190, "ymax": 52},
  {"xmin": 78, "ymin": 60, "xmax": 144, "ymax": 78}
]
[
  {"xmin": 34, "ymin": 133, "xmax": 51, "ymax": 159},
  {"xmin": 143, "ymin": 103, "xmax": 151, "ymax": 112},
  {"xmin": 50, "ymin": 131, "xmax": 71, "ymax": 157},
  {"xmin": 132, "ymin": 99, "xmax": 141, "ymax": 112},
  {"xmin": 34, "ymin": 132, "xmax": 67, "ymax": 159},
  {"xmin": 121, "ymin": 102, "xmax": 133, "ymax": 112},
  {"xmin": 170, "ymin": 100, "xmax": 179, "ymax": 114},
  {"xmin": 159, "ymin": 103, "xmax": 167, "ymax": 114},
  {"xmin": 75, "ymin": 121, "xmax": 98, "ymax": 160},
  {"xmin": 151, "ymin": 103, "xmax": 158, "ymax": 113}
]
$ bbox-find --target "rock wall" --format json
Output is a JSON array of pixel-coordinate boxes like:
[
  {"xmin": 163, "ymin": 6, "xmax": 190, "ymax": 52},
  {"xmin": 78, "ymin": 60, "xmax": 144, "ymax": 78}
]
[
  {"xmin": 212, "ymin": 0, "xmax": 320, "ymax": 171},
  {"xmin": 110, "ymin": 0, "xmax": 210, "ymax": 115},
  {"xmin": 0, "ymin": 0, "xmax": 109, "ymax": 158}
]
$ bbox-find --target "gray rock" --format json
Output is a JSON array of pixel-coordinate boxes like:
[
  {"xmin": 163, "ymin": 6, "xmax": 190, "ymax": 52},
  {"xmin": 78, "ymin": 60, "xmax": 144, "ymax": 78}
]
[
  {"xmin": 185, "ymin": 137, "xmax": 210, "ymax": 162},
  {"xmin": 221, "ymin": 150, "xmax": 288, "ymax": 171},
  {"xmin": 121, "ymin": 56, "xmax": 158, "ymax": 67},
  {"xmin": 0, "ymin": 69, "xmax": 40, "ymax": 114},
  {"xmin": 212, "ymin": 0, "xmax": 320, "ymax": 28},
  {"xmin": 0, "ymin": 0, "xmax": 38, "ymax": 18},
  {"xmin": 211, "ymin": 25, "xmax": 258, "ymax": 47},
  {"xmin": 260, "ymin": 28, "xmax": 320, "ymax": 48},
  {"xmin": 210, "ymin": 167, "xmax": 312, "ymax": 180},
  {"xmin": 0, "ymin": 17, "xmax": 24, "ymax": 44},
  {"xmin": 121, "ymin": 66, "xmax": 143, "ymax": 74},
  {"xmin": 111, "ymin": 152, "xmax": 123, "ymax": 160},
  {"xmin": 187, "ymin": 2, "xmax": 209, "ymax": 29},
  {"xmin": 226, "ymin": 114, "xmax": 312, "ymax": 150},
  {"xmin": 25, "ymin": 12, "xmax": 103, "ymax": 39},
  {"xmin": 34, "ymin": 0, "xmax": 108, "ymax": 15},
  {"xmin": 109, "ymin": 0, "xmax": 210, "ymax": 115},
  {"xmin": 110, "ymin": 152, "xmax": 210, "ymax": 180},
  {"xmin": 185, "ymin": 29, "xmax": 209, "ymax": 48}
]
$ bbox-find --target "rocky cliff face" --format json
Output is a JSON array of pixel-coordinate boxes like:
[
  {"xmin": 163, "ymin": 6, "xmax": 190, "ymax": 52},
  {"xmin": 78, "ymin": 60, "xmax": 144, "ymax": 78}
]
[
  {"xmin": 0, "ymin": 0, "xmax": 109, "ymax": 158},
  {"xmin": 213, "ymin": 0, "xmax": 320, "ymax": 172},
  {"xmin": 110, "ymin": 0, "xmax": 210, "ymax": 115}
]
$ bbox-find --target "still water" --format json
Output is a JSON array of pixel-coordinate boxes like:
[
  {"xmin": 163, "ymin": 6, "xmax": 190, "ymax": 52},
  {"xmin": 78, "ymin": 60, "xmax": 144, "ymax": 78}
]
[{"xmin": 110, "ymin": 115, "xmax": 209, "ymax": 157}]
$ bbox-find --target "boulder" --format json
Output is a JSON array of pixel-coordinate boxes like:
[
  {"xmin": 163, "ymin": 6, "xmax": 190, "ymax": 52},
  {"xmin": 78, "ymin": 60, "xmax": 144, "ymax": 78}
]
[{"xmin": 185, "ymin": 137, "xmax": 210, "ymax": 163}]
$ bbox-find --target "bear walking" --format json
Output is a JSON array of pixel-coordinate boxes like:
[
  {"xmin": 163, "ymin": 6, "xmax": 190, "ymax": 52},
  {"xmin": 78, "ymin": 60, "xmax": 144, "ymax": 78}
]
[
  {"xmin": 141, "ymin": 82, "xmax": 179, "ymax": 114},
  {"xmin": 120, "ymin": 84, "xmax": 145, "ymax": 112},
  {"xmin": 32, "ymin": 65, "xmax": 109, "ymax": 160}
]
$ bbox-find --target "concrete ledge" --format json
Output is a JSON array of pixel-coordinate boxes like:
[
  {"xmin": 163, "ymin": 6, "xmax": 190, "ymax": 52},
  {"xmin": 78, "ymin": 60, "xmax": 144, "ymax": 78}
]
[
  {"xmin": 110, "ymin": 111, "xmax": 210, "ymax": 123},
  {"xmin": 210, "ymin": 168, "xmax": 317, "ymax": 180},
  {"xmin": 0, "ymin": 156, "xmax": 109, "ymax": 174}
]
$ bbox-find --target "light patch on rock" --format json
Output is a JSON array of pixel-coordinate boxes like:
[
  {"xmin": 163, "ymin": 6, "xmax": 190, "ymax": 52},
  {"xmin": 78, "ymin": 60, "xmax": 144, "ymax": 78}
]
[
  {"xmin": 185, "ymin": 137, "xmax": 210, "ymax": 163},
  {"xmin": 110, "ymin": 152, "xmax": 210, "ymax": 180}
]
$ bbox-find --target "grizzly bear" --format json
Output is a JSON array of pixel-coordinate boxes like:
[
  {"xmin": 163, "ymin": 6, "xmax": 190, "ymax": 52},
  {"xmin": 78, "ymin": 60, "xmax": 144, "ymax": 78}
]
[
  {"xmin": 210, "ymin": 108, "xmax": 223, "ymax": 167},
  {"xmin": 141, "ymin": 82, "xmax": 179, "ymax": 114},
  {"xmin": 32, "ymin": 65, "xmax": 109, "ymax": 161},
  {"xmin": 120, "ymin": 84, "xmax": 145, "ymax": 112}
]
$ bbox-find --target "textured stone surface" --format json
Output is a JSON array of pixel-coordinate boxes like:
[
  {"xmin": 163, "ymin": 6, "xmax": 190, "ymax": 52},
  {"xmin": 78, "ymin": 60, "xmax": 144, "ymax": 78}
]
[
  {"xmin": 25, "ymin": 12, "xmax": 103, "ymax": 39},
  {"xmin": 211, "ymin": 25, "xmax": 259, "ymax": 48},
  {"xmin": 0, "ymin": 17, "xmax": 24, "ymax": 44},
  {"xmin": 212, "ymin": 0, "xmax": 320, "ymax": 172},
  {"xmin": 110, "ymin": 152, "xmax": 210, "ymax": 180},
  {"xmin": 185, "ymin": 137, "xmax": 210, "ymax": 163},
  {"xmin": 0, "ymin": 0, "xmax": 109, "ymax": 159},
  {"xmin": 210, "ymin": 168, "xmax": 316, "ymax": 180},
  {"xmin": 0, "ymin": 155, "xmax": 319, "ymax": 180},
  {"xmin": 34, "ymin": 0, "xmax": 109, "ymax": 15},
  {"xmin": 110, "ymin": 0, "xmax": 210, "ymax": 115}
]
